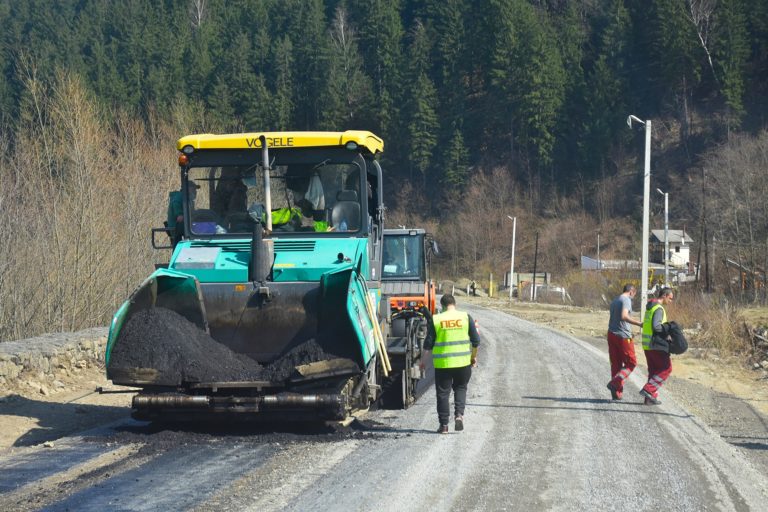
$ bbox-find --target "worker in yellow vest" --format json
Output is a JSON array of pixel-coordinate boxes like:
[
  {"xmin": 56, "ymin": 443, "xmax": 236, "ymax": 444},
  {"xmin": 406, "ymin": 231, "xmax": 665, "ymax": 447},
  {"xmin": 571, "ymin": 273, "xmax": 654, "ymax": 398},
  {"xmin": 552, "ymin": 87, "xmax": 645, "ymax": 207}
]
[
  {"xmin": 640, "ymin": 287, "xmax": 675, "ymax": 405},
  {"xmin": 424, "ymin": 294, "xmax": 480, "ymax": 434}
]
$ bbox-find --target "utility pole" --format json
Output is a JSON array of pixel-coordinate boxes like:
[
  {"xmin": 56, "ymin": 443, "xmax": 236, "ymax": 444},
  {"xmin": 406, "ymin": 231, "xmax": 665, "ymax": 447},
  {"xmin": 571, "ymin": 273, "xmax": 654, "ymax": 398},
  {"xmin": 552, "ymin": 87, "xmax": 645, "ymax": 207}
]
[
  {"xmin": 628, "ymin": 115, "xmax": 652, "ymax": 322},
  {"xmin": 657, "ymin": 188, "xmax": 669, "ymax": 285},
  {"xmin": 507, "ymin": 215, "xmax": 517, "ymax": 300},
  {"xmin": 532, "ymin": 231, "xmax": 539, "ymax": 301},
  {"xmin": 597, "ymin": 232, "xmax": 601, "ymax": 271}
]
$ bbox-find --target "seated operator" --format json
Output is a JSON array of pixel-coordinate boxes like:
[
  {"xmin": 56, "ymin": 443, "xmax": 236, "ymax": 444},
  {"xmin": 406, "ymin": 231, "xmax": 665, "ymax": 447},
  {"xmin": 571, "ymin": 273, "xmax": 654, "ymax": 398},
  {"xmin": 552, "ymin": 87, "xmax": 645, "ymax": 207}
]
[{"xmin": 212, "ymin": 167, "xmax": 248, "ymax": 220}]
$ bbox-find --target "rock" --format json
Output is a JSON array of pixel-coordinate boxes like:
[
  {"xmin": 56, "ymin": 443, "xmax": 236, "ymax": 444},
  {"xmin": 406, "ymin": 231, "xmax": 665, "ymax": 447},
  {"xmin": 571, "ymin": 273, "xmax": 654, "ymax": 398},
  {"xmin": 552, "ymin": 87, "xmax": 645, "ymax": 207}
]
[
  {"xmin": 43, "ymin": 441, "xmax": 54, "ymax": 448},
  {"xmin": 53, "ymin": 380, "xmax": 65, "ymax": 389},
  {"xmin": 76, "ymin": 360, "xmax": 88, "ymax": 369},
  {"xmin": 754, "ymin": 363, "xmax": 762, "ymax": 370},
  {"xmin": 39, "ymin": 385, "xmax": 50, "ymax": 396},
  {"xmin": 761, "ymin": 360, "xmax": 768, "ymax": 368}
]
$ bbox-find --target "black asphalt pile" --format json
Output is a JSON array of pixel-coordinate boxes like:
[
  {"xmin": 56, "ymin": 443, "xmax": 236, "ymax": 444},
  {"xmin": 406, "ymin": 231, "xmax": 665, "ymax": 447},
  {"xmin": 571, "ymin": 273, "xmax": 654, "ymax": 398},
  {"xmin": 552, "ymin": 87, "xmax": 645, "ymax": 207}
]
[
  {"xmin": 262, "ymin": 339, "xmax": 342, "ymax": 382},
  {"xmin": 109, "ymin": 308, "xmax": 358, "ymax": 385},
  {"xmin": 108, "ymin": 307, "xmax": 264, "ymax": 384}
]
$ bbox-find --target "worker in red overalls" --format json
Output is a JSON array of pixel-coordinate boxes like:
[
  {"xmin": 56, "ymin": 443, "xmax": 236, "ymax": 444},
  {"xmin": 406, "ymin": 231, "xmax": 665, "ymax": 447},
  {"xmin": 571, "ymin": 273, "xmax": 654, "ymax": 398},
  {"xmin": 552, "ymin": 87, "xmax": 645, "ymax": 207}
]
[{"xmin": 606, "ymin": 284, "xmax": 643, "ymax": 400}]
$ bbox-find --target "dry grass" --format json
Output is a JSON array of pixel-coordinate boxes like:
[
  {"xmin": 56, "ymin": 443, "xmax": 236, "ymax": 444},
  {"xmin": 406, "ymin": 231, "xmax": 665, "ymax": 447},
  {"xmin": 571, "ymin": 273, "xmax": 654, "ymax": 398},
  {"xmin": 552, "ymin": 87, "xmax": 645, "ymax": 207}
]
[
  {"xmin": 0, "ymin": 70, "xmax": 200, "ymax": 342},
  {"xmin": 662, "ymin": 290, "xmax": 750, "ymax": 355}
]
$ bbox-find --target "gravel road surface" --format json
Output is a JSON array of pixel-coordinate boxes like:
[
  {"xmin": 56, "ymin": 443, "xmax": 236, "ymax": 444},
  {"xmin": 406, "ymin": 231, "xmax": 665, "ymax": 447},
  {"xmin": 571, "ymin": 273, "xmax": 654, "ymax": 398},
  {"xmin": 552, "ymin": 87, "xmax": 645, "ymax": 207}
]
[{"xmin": 1, "ymin": 304, "xmax": 766, "ymax": 511}]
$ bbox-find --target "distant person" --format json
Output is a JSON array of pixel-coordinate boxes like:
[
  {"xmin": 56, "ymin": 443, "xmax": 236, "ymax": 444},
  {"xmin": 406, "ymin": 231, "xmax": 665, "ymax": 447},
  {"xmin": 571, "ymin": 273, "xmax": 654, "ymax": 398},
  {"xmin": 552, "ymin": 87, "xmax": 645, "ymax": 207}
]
[
  {"xmin": 423, "ymin": 294, "xmax": 480, "ymax": 434},
  {"xmin": 640, "ymin": 287, "xmax": 675, "ymax": 405},
  {"xmin": 470, "ymin": 280, "xmax": 477, "ymax": 296},
  {"xmin": 166, "ymin": 189, "xmax": 183, "ymax": 246},
  {"xmin": 606, "ymin": 284, "xmax": 643, "ymax": 400},
  {"xmin": 165, "ymin": 182, "xmax": 199, "ymax": 247}
]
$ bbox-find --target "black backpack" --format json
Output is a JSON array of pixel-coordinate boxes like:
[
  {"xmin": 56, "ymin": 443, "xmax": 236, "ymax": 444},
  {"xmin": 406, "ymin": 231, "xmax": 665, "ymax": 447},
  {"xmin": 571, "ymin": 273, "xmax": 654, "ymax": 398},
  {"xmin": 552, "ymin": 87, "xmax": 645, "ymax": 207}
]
[{"xmin": 667, "ymin": 321, "xmax": 688, "ymax": 355}]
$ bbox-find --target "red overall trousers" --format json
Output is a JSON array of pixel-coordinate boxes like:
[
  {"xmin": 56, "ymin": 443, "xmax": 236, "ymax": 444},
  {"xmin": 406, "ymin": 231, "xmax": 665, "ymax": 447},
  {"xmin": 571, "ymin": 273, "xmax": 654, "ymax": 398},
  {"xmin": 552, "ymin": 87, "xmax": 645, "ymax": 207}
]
[
  {"xmin": 607, "ymin": 331, "xmax": 637, "ymax": 393},
  {"xmin": 641, "ymin": 349, "xmax": 672, "ymax": 398}
]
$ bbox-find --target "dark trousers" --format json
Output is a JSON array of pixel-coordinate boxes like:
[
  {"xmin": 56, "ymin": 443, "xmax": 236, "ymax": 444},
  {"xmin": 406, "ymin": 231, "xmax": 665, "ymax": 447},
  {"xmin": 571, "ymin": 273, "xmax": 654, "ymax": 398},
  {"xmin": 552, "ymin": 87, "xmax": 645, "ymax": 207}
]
[{"xmin": 435, "ymin": 365, "xmax": 472, "ymax": 425}]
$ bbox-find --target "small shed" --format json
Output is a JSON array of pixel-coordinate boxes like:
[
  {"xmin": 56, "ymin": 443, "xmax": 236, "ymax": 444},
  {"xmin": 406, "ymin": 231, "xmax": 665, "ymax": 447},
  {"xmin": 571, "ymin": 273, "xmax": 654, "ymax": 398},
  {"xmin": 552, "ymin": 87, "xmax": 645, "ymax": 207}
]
[{"xmin": 651, "ymin": 230, "xmax": 694, "ymax": 268}]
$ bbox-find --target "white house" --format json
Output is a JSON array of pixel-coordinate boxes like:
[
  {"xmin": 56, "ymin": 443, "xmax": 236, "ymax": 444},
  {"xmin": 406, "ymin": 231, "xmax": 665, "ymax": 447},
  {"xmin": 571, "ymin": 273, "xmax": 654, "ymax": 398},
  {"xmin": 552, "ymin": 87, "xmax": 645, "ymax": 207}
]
[{"xmin": 650, "ymin": 229, "xmax": 694, "ymax": 269}]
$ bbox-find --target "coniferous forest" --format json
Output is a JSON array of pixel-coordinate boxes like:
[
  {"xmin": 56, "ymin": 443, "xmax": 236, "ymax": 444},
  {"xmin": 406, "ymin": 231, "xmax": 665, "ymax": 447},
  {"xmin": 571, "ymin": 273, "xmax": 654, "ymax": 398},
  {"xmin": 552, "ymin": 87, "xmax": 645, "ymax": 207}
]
[
  {"xmin": 2, "ymin": 0, "xmax": 766, "ymax": 196},
  {"xmin": 1, "ymin": 0, "xmax": 768, "ymax": 339}
]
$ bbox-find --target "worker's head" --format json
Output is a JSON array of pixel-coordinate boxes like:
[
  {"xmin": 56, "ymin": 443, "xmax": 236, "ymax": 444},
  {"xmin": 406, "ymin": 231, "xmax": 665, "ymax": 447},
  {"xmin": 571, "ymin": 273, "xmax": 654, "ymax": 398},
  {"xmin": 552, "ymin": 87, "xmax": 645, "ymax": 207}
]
[
  {"xmin": 187, "ymin": 181, "xmax": 199, "ymax": 202},
  {"xmin": 440, "ymin": 294, "xmax": 456, "ymax": 311},
  {"xmin": 658, "ymin": 287, "xmax": 674, "ymax": 304},
  {"xmin": 622, "ymin": 283, "xmax": 636, "ymax": 296}
]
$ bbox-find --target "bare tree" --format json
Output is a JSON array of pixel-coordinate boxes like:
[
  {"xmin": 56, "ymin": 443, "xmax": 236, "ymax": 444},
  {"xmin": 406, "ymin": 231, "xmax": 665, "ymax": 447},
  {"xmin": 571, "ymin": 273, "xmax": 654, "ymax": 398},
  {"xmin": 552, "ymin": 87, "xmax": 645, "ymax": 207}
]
[
  {"xmin": 0, "ymin": 66, "xmax": 187, "ymax": 342},
  {"xmin": 189, "ymin": 0, "xmax": 207, "ymax": 30},
  {"xmin": 685, "ymin": 0, "xmax": 719, "ymax": 84}
]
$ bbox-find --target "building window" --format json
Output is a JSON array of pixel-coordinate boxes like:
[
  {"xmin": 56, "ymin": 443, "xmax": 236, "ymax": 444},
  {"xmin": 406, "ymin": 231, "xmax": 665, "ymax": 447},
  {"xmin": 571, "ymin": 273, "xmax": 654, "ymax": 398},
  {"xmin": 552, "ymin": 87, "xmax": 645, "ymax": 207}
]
[{"xmin": 675, "ymin": 246, "xmax": 680, "ymax": 253}]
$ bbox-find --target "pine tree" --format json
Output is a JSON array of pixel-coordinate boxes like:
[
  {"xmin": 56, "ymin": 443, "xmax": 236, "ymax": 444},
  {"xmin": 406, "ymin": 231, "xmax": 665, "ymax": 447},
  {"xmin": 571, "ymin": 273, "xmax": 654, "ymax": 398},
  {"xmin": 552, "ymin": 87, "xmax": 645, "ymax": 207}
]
[
  {"xmin": 424, "ymin": 0, "xmax": 468, "ymax": 145},
  {"xmin": 349, "ymin": 0, "xmax": 405, "ymax": 137},
  {"xmin": 271, "ymin": 35, "xmax": 294, "ymax": 131},
  {"xmin": 442, "ymin": 127, "xmax": 470, "ymax": 187},
  {"xmin": 713, "ymin": 0, "xmax": 749, "ymax": 132},
  {"xmin": 287, "ymin": 0, "xmax": 328, "ymax": 129},
  {"xmin": 580, "ymin": 0, "xmax": 632, "ymax": 178},
  {"xmin": 319, "ymin": 6, "xmax": 373, "ymax": 130},
  {"xmin": 649, "ymin": 0, "xmax": 702, "ymax": 142},
  {"xmin": 243, "ymin": 74, "xmax": 273, "ymax": 131},
  {"xmin": 490, "ymin": 0, "xmax": 566, "ymax": 170},
  {"xmin": 404, "ymin": 21, "xmax": 438, "ymax": 189}
]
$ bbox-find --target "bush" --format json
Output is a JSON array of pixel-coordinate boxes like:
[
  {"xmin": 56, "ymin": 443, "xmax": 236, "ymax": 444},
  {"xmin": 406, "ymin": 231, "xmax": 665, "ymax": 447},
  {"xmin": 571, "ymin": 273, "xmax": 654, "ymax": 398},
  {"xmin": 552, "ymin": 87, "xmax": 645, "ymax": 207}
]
[
  {"xmin": 561, "ymin": 271, "xmax": 614, "ymax": 308},
  {"xmin": 669, "ymin": 291, "xmax": 749, "ymax": 354}
]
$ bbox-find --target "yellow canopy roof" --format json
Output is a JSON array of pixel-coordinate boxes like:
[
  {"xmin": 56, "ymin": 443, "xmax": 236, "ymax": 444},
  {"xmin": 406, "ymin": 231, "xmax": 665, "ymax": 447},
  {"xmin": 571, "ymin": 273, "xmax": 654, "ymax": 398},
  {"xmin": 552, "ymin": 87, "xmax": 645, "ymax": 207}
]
[{"xmin": 177, "ymin": 130, "xmax": 383, "ymax": 155}]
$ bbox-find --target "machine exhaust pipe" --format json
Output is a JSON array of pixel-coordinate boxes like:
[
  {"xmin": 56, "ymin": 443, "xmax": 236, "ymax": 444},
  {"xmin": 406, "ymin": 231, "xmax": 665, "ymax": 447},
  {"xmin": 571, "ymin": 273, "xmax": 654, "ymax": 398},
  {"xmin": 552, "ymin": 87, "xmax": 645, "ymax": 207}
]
[
  {"xmin": 250, "ymin": 222, "xmax": 273, "ymax": 283},
  {"xmin": 260, "ymin": 135, "xmax": 272, "ymax": 232}
]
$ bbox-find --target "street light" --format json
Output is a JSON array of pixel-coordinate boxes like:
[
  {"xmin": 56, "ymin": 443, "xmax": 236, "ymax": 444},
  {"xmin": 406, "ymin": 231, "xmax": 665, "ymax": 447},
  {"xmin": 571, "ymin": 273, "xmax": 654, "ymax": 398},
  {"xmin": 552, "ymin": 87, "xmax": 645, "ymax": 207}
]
[
  {"xmin": 627, "ymin": 114, "xmax": 652, "ymax": 322},
  {"xmin": 507, "ymin": 215, "xmax": 517, "ymax": 300},
  {"xmin": 657, "ymin": 188, "xmax": 669, "ymax": 286}
]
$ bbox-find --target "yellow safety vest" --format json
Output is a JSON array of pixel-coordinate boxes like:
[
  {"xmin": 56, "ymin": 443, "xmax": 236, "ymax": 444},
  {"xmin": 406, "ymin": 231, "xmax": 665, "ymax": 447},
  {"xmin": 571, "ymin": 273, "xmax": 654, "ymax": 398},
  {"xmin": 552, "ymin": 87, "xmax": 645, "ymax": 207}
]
[
  {"xmin": 642, "ymin": 303, "xmax": 667, "ymax": 350},
  {"xmin": 270, "ymin": 207, "xmax": 302, "ymax": 225},
  {"xmin": 269, "ymin": 208, "xmax": 328, "ymax": 232},
  {"xmin": 432, "ymin": 310, "xmax": 472, "ymax": 369}
]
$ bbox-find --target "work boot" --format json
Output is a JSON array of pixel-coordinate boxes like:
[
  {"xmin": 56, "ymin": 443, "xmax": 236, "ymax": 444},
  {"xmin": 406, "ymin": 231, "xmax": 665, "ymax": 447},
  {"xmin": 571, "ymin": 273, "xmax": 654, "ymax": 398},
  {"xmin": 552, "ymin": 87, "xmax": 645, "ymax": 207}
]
[
  {"xmin": 437, "ymin": 424, "xmax": 449, "ymax": 434},
  {"xmin": 607, "ymin": 382, "xmax": 622, "ymax": 401},
  {"xmin": 640, "ymin": 389, "xmax": 661, "ymax": 405},
  {"xmin": 455, "ymin": 415, "xmax": 464, "ymax": 431}
]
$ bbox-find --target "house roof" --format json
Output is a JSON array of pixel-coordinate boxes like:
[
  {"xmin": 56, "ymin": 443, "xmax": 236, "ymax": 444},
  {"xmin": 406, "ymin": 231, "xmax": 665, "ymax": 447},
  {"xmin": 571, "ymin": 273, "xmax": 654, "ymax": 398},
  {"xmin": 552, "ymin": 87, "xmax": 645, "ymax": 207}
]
[{"xmin": 651, "ymin": 230, "xmax": 694, "ymax": 244}]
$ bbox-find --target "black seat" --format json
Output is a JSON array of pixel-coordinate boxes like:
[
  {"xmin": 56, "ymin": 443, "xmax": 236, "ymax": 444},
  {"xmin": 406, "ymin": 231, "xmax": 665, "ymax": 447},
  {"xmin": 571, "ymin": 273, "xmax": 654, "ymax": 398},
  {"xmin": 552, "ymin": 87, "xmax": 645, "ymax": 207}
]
[
  {"xmin": 191, "ymin": 209, "xmax": 218, "ymax": 223},
  {"xmin": 331, "ymin": 190, "xmax": 360, "ymax": 231},
  {"xmin": 190, "ymin": 208, "xmax": 220, "ymax": 234}
]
